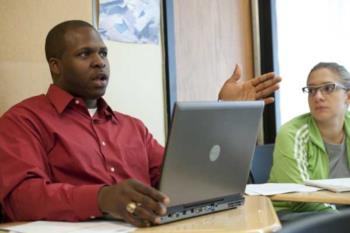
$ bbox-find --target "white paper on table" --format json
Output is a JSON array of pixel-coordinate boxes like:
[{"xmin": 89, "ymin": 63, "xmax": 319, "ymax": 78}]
[
  {"xmin": 245, "ymin": 183, "xmax": 321, "ymax": 196},
  {"xmin": 305, "ymin": 178, "xmax": 350, "ymax": 192},
  {"xmin": 4, "ymin": 220, "xmax": 135, "ymax": 233}
]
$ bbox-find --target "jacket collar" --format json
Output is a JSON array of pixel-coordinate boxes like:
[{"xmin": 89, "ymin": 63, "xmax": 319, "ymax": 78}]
[{"xmin": 308, "ymin": 116, "xmax": 325, "ymax": 151}]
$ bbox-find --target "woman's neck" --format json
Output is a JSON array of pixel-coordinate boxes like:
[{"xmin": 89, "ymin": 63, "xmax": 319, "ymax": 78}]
[{"xmin": 317, "ymin": 118, "xmax": 345, "ymax": 144}]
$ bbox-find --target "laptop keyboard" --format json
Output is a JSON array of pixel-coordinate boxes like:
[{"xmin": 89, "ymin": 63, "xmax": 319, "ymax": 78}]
[{"xmin": 159, "ymin": 199, "xmax": 244, "ymax": 224}]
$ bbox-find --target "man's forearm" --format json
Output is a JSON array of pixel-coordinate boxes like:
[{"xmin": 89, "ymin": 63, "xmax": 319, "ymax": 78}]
[{"xmin": 4, "ymin": 178, "xmax": 104, "ymax": 221}]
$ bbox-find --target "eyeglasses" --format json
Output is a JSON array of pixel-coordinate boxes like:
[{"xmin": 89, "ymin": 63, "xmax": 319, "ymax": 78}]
[{"xmin": 302, "ymin": 83, "xmax": 347, "ymax": 96}]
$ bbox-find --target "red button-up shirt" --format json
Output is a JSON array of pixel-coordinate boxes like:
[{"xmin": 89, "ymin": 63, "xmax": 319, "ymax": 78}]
[{"xmin": 0, "ymin": 85, "xmax": 164, "ymax": 221}]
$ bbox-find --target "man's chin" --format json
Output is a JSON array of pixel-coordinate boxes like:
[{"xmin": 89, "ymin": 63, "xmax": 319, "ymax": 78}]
[
  {"xmin": 86, "ymin": 90, "xmax": 106, "ymax": 101},
  {"xmin": 95, "ymin": 88, "xmax": 107, "ymax": 97}
]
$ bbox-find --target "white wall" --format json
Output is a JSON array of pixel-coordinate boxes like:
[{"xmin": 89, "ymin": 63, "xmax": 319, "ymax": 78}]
[
  {"xmin": 104, "ymin": 41, "xmax": 166, "ymax": 145},
  {"xmin": 276, "ymin": 0, "xmax": 350, "ymax": 125}
]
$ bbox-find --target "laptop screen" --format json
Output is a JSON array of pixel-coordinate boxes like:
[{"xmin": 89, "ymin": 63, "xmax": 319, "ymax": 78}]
[{"xmin": 158, "ymin": 101, "xmax": 264, "ymax": 206}]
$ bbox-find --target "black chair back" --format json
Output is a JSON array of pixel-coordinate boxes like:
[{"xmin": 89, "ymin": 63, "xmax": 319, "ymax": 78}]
[
  {"xmin": 278, "ymin": 209, "xmax": 350, "ymax": 233},
  {"xmin": 249, "ymin": 144, "xmax": 274, "ymax": 184}
]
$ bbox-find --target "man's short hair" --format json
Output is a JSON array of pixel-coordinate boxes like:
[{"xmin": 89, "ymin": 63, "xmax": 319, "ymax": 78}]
[{"xmin": 45, "ymin": 20, "xmax": 95, "ymax": 62}]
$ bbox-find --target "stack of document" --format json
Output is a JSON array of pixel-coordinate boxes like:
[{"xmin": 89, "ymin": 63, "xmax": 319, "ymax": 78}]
[
  {"xmin": 304, "ymin": 178, "xmax": 350, "ymax": 192},
  {"xmin": 245, "ymin": 183, "xmax": 321, "ymax": 196}
]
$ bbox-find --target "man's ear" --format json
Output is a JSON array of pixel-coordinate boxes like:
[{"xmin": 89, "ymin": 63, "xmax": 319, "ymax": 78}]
[{"xmin": 48, "ymin": 58, "xmax": 61, "ymax": 77}]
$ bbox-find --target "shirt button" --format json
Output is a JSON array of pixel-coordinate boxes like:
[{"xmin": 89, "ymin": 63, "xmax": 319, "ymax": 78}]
[
  {"xmin": 101, "ymin": 141, "xmax": 106, "ymax": 146},
  {"xmin": 75, "ymin": 100, "xmax": 80, "ymax": 104},
  {"xmin": 110, "ymin": 167, "xmax": 115, "ymax": 172}
]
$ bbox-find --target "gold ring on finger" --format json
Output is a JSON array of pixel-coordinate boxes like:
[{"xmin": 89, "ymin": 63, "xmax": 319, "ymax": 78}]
[{"xmin": 126, "ymin": 202, "xmax": 137, "ymax": 214}]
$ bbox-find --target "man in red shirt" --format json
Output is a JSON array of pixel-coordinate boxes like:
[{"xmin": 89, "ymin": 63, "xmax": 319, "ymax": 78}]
[{"xmin": 0, "ymin": 20, "xmax": 281, "ymax": 227}]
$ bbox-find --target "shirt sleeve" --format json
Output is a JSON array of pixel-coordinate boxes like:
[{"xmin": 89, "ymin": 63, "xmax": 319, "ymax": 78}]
[
  {"xmin": 133, "ymin": 118, "xmax": 164, "ymax": 188},
  {"xmin": 146, "ymin": 133, "xmax": 164, "ymax": 188},
  {"xmin": 0, "ymin": 110, "xmax": 104, "ymax": 221}
]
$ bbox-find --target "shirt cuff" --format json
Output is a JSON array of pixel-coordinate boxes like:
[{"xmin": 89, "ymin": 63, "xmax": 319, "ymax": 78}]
[{"xmin": 71, "ymin": 184, "xmax": 105, "ymax": 220}]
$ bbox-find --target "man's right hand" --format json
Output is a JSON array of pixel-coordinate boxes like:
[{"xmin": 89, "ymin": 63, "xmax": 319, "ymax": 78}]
[{"xmin": 97, "ymin": 179, "xmax": 170, "ymax": 227}]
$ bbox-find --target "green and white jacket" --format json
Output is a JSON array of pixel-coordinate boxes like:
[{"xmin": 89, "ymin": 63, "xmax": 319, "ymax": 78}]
[{"xmin": 269, "ymin": 112, "xmax": 350, "ymax": 213}]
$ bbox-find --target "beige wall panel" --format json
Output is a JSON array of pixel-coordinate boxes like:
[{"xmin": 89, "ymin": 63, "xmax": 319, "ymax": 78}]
[
  {"xmin": 0, "ymin": 0, "xmax": 166, "ymax": 144},
  {"xmin": 0, "ymin": 0, "xmax": 92, "ymax": 115},
  {"xmin": 173, "ymin": 0, "xmax": 253, "ymax": 101}
]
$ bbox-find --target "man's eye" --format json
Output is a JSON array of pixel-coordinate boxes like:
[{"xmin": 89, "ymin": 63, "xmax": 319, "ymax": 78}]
[
  {"xmin": 100, "ymin": 51, "xmax": 108, "ymax": 58},
  {"xmin": 79, "ymin": 52, "xmax": 88, "ymax": 58}
]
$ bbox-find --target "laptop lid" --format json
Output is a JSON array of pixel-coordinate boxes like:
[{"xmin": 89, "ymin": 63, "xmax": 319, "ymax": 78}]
[{"xmin": 158, "ymin": 101, "xmax": 264, "ymax": 222}]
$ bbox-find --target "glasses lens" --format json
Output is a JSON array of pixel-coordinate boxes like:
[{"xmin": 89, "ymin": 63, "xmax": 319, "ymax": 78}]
[
  {"xmin": 304, "ymin": 83, "xmax": 340, "ymax": 96},
  {"xmin": 303, "ymin": 86, "xmax": 317, "ymax": 95},
  {"xmin": 321, "ymin": 83, "xmax": 336, "ymax": 94},
  {"xmin": 309, "ymin": 87, "xmax": 317, "ymax": 96}
]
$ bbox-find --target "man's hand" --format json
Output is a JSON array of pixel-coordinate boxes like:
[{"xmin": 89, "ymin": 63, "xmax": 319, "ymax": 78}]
[
  {"xmin": 218, "ymin": 65, "xmax": 282, "ymax": 105},
  {"xmin": 98, "ymin": 179, "xmax": 170, "ymax": 227}
]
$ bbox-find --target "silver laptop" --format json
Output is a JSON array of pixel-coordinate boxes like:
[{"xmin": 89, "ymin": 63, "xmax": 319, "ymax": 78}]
[{"xmin": 158, "ymin": 101, "xmax": 264, "ymax": 224}]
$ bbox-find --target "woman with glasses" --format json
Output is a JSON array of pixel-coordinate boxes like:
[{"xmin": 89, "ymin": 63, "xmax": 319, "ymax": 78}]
[{"xmin": 269, "ymin": 62, "xmax": 350, "ymax": 222}]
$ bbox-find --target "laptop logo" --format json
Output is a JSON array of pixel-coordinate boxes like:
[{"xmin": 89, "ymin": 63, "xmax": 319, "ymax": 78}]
[{"xmin": 209, "ymin": 145, "xmax": 221, "ymax": 162}]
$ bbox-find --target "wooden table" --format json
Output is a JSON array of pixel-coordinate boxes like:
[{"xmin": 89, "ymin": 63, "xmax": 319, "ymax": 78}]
[
  {"xmin": 270, "ymin": 191, "xmax": 350, "ymax": 205},
  {"xmin": 135, "ymin": 196, "xmax": 281, "ymax": 233},
  {"xmin": 0, "ymin": 196, "xmax": 281, "ymax": 233}
]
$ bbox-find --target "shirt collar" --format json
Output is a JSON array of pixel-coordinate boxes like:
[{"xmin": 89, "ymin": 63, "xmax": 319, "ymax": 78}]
[
  {"xmin": 46, "ymin": 84, "xmax": 74, "ymax": 114},
  {"xmin": 96, "ymin": 98, "xmax": 118, "ymax": 122},
  {"xmin": 46, "ymin": 84, "xmax": 118, "ymax": 122}
]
